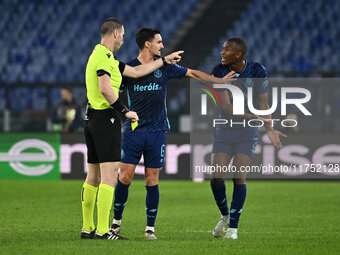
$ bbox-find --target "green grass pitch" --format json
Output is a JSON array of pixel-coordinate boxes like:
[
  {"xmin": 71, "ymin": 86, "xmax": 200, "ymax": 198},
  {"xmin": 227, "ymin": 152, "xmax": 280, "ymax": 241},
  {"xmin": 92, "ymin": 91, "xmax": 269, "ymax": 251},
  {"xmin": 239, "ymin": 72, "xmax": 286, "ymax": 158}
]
[{"xmin": 0, "ymin": 180, "xmax": 339, "ymax": 255}]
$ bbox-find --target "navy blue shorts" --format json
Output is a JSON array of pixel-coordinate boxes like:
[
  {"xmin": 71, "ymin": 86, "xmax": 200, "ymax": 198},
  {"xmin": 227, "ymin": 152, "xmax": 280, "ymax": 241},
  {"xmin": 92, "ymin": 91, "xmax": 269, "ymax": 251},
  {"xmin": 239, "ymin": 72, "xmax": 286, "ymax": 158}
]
[
  {"xmin": 212, "ymin": 128, "xmax": 259, "ymax": 158},
  {"xmin": 121, "ymin": 131, "xmax": 166, "ymax": 168}
]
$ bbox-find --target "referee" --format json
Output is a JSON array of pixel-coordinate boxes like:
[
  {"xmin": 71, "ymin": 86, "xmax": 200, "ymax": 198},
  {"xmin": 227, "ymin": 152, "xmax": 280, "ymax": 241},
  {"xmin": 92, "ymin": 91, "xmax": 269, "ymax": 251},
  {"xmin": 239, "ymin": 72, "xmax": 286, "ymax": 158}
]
[{"xmin": 80, "ymin": 18, "xmax": 183, "ymax": 240}]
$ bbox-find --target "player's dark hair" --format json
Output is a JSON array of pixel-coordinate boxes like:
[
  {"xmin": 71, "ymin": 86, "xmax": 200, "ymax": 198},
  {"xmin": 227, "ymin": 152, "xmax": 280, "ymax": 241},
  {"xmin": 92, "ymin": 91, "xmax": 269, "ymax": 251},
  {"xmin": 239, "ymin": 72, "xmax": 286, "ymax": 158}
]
[
  {"xmin": 62, "ymin": 85, "xmax": 73, "ymax": 94},
  {"xmin": 101, "ymin": 18, "xmax": 123, "ymax": 36},
  {"xmin": 136, "ymin": 28, "xmax": 161, "ymax": 50},
  {"xmin": 228, "ymin": 38, "xmax": 248, "ymax": 57}
]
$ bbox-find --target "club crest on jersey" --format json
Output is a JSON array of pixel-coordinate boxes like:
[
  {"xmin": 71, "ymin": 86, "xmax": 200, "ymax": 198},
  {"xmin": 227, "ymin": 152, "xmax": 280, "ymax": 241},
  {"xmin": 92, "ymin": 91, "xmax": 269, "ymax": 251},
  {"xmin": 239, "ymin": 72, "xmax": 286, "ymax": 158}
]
[
  {"xmin": 261, "ymin": 77, "xmax": 269, "ymax": 88},
  {"xmin": 245, "ymin": 78, "xmax": 254, "ymax": 88},
  {"xmin": 154, "ymin": 69, "xmax": 162, "ymax": 78}
]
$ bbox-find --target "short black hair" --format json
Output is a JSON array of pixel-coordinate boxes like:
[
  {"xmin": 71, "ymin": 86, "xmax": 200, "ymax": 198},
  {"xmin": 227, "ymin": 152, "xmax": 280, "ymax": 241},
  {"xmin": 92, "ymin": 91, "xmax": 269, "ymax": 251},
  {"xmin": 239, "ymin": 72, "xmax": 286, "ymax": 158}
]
[
  {"xmin": 136, "ymin": 28, "xmax": 161, "ymax": 50},
  {"xmin": 227, "ymin": 38, "xmax": 248, "ymax": 56},
  {"xmin": 101, "ymin": 18, "xmax": 123, "ymax": 36},
  {"xmin": 62, "ymin": 85, "xmax": 73, "ymax": 94}
]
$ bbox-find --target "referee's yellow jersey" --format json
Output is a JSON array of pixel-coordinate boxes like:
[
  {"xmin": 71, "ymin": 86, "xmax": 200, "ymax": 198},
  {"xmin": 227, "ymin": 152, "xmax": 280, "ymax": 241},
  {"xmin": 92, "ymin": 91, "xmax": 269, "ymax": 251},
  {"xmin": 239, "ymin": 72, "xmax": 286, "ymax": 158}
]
[{"xmin": 85, "ymin": 44, "xmax": 125, "ymax": 110}]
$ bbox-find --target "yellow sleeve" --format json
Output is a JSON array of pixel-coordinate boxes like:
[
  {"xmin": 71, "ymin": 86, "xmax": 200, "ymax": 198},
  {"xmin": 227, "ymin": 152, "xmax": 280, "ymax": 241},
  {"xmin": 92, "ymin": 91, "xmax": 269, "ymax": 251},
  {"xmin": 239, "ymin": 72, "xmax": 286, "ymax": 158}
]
[{"xmin": 97, "ymin": 57, "xmax": 112, "ymax": 75}]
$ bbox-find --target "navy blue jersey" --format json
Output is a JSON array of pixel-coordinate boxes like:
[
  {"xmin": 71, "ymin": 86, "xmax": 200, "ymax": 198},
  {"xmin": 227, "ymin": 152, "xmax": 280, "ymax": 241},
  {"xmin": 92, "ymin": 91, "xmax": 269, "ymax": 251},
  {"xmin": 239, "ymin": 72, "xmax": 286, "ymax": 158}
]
[
  {"xmin": 123, "ymin": 58, "xmax": 187, "ymax": 132},
  {"xmin": 212, "ymin": 60, "xmax": 268, "ymax": 130}
]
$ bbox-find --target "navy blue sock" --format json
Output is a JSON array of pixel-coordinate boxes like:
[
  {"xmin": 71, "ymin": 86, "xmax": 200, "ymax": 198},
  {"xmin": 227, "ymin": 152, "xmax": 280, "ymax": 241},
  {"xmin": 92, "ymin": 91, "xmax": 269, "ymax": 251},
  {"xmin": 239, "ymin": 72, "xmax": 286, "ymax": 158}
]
[
  {"xmin": 113, "ymin": 179, "xmax": 130, "ymax": 220},
  {"xmin": 210, "ymin": 182, "xmax": 229, "ymax": 216},
  {"xmin": 146, "ymin": 185, "xmax": 159, "ymax": 227},
  {"xmin": 229, "ymin": 184, "xmax": 247, "ymax": 228}
]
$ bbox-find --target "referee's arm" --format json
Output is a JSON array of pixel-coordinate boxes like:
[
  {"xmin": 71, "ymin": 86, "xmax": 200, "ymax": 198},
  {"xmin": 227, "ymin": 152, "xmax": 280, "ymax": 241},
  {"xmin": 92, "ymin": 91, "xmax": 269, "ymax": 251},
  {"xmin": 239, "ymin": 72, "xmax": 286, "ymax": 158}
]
[
  {"xmin": 98, "ymin": 74, "xmax": 118, "ymax": 104},
  {"xmin": 98, "ymin": 72, "xmax": 138, "ymax": 121}
]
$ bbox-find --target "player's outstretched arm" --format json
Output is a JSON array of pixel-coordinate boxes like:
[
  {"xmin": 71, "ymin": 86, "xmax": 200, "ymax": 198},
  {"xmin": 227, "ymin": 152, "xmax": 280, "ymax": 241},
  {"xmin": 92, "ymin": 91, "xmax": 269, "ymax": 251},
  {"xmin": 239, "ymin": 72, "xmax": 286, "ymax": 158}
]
[
  {"xmin": 123, "ymin": 51, "xmax": 184, "ymax": 78},
  {"xmin": 186, "ymin": 69, "xmax": 237, "ymax": 84},
  {"xmin": 219, "ymin": 90, "xmax": 261, "ymax": 120},
  {"xmin": 258, "ymin": 93, "xmax": 287, "ymax": 148}
]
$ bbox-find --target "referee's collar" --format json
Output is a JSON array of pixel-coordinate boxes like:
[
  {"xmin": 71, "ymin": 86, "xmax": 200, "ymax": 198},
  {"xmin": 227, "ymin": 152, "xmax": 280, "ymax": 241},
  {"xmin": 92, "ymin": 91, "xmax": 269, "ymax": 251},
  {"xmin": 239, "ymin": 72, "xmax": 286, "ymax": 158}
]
[{"xmin": 99, "ymin": 44, "xmax": 115, "ymax": 58}]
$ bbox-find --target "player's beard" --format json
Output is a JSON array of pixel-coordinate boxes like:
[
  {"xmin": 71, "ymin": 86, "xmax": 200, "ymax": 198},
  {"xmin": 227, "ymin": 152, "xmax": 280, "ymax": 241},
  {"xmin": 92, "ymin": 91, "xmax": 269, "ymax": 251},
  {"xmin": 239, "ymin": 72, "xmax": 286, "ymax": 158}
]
[{"xmin": 153, "ymin": 49, "xmax": 162, "ymax": 58}]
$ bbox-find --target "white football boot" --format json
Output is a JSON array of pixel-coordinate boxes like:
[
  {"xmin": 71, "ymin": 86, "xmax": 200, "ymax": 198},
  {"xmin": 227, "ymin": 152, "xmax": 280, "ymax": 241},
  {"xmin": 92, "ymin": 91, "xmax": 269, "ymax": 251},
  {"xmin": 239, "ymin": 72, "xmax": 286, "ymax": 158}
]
[
  {"xmin": 212, "ymin": 215, "xmax": 229, "ymax": 237},
  {"xmin": 111, "ymin": 219, "xmax": 121, "ymax": 234},
  {"xmin": 224, "ymin": 228, "xmax": 238, "ymax": 239},
  {"xmin": 145, "ymin": 226, "xmax": 157, "ymax": 240}
]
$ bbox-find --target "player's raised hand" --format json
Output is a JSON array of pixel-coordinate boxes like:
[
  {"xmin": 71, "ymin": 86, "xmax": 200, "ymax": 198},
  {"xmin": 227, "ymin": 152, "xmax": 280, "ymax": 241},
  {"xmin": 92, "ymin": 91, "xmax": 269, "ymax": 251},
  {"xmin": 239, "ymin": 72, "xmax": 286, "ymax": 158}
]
[
  {"xmin": 125, "ymin": 111, "xmax": 139, "ymax": 122},
  {"xmin": 164, "ymin": 50, "xmax": 184, "ymax": 64},
  {"xmin": 221, "ymin": 71, "xmax": 237, "ymax": 83},
  {"xmin": 258, "ymin": 116, "xmax": 273, "ymax": 125},
  {"xmin": 267, "ymin": 129, "xmax": 287, "ymax": 149}
]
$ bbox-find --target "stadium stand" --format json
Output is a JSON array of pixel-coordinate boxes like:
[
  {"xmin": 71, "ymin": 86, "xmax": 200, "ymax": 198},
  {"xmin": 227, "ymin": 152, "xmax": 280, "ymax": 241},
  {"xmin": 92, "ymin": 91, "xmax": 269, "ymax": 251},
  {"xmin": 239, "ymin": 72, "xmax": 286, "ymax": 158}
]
[
  {"xmin": 0, "ymin": 0, "xmax": 339, "ymax": 133},
  {"xmin": 199, "ymin": 0, "xmax": 340, "ymax": 74},
  {"xmin": 0, "ymin": 0, "xmax": 198, "ymax": 117},
  {"xmin": 0, "ymin": 0, "xmax": 198, "ymax": 83}
]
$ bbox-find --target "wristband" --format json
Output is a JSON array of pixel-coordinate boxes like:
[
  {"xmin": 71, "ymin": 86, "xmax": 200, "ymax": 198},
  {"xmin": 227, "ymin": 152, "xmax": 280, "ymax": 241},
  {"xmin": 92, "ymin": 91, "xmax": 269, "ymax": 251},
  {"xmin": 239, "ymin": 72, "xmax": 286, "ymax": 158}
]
[
  {"xmin": 162, "ymin": 56, "xmax": 168, "ymax": 66},
  {"xmin": 111, "ymin": 99, "xmax": 129, "ymax": 114}
]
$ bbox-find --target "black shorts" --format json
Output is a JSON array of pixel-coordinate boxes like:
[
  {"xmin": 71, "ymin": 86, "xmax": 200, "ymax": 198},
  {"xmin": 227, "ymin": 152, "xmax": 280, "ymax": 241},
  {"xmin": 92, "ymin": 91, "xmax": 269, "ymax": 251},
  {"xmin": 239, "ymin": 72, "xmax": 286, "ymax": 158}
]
[{"xmin": 84, "ymin": 108, "xmax": 121, "ymax": 163}]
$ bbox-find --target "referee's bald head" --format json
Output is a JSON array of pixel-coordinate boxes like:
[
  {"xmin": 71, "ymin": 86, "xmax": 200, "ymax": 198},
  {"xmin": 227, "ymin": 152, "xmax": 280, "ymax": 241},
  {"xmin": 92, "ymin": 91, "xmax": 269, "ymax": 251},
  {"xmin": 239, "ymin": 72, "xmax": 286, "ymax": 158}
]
[{"xmin": 101, "ymin": 18, "xmax": 123, "ymax": 37}]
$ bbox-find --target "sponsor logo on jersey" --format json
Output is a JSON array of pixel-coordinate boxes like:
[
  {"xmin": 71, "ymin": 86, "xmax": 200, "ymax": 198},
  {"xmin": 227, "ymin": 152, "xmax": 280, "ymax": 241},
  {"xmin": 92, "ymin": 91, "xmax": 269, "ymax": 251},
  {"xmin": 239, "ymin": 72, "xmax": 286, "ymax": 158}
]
[{"xmin": 134, "ymin": 83, "xmax": 161, "ymax": 92}]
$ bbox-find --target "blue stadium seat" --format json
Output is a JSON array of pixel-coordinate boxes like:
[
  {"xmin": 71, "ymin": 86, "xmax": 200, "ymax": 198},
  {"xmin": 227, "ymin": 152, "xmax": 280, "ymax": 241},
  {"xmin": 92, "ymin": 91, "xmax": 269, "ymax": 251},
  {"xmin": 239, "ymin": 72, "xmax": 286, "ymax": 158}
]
[
  {"xmin": 8, "ymin": 88, "xmax": 32, "ymax": 111},
  {"xmin": 200, "ymin": 0, "xmax": 340, "ymax": 73},
  {"xmin": 0, "ymin": 88, "xmax": 6, "ymax": 110},
  {"xmin": 32, "ymin": 88, "xmax": 47, "ymax": 110},
  {"xmin": 1, "ymin": 0, "xmax": 198, "ymax": 83}
]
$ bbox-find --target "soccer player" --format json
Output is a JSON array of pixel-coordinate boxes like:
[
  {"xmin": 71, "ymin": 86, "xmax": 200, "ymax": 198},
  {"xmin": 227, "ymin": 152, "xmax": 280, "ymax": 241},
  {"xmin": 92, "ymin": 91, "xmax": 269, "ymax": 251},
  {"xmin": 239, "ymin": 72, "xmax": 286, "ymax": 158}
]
[
  {"xmin": 111, "ymin": 28, "xmax": 236, "ymax": 240},
  {"xmin": 210, "ymin": 38, "xmax": 286, "ymax": 239},
  {"xmin": 81, "ymin": 19, "xmax": 183, "ymax": 240}
]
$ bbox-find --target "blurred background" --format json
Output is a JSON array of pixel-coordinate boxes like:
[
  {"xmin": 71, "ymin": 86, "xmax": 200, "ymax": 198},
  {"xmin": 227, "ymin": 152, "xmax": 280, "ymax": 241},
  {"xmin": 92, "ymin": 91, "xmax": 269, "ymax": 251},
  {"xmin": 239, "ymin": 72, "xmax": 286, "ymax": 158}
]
[
  {"xmin": 1, "ymin": 0, "xmax": 340, "ymax": 133},
  {"xmin": 0, "ymin": 0, "xmax": 339, "ymax": 180}
]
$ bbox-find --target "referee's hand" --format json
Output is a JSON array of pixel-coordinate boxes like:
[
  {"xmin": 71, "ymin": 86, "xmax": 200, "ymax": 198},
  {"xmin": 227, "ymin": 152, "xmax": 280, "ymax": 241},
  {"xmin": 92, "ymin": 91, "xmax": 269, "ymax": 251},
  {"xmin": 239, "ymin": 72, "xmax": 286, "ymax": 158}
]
[{"xmin": 125, "ymin": 111, "xmax": 139, "ymax": 122}]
